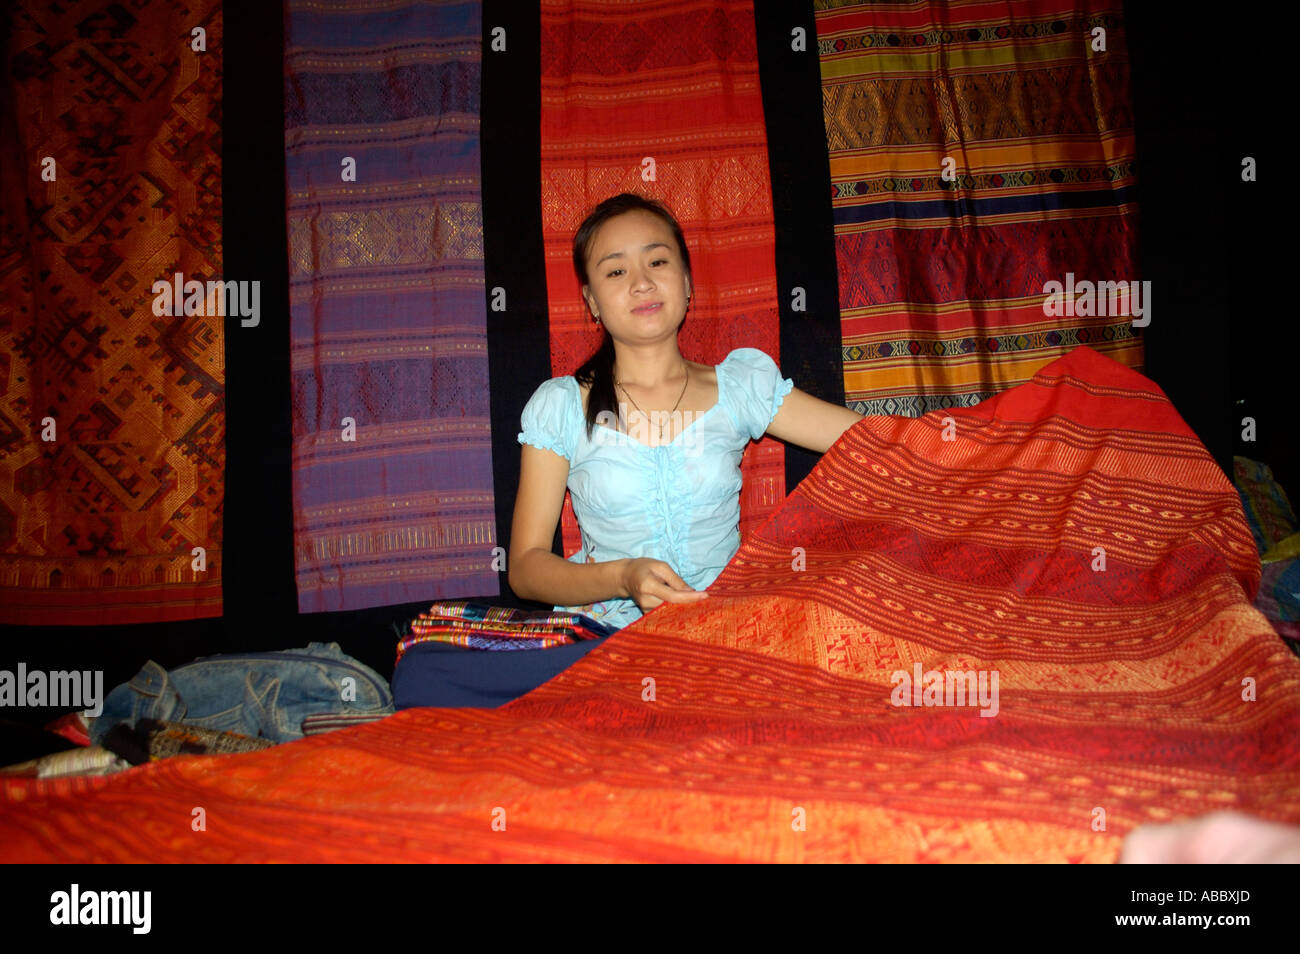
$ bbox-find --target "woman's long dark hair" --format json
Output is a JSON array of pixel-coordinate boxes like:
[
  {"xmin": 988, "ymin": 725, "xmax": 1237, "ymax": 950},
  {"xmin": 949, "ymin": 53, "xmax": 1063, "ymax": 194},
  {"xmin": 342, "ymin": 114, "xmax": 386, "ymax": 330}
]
[{"xmin": 571, "ymin": 193, "xmax": 693, "ymax": 441}]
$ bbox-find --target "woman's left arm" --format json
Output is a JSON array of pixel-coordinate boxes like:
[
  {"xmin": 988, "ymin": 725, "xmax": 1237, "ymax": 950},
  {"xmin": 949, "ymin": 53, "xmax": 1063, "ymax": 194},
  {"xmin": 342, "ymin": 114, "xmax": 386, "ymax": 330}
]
[{"xmin": 764, "ymin": 387, "xmax": 865, "ymax": 454}]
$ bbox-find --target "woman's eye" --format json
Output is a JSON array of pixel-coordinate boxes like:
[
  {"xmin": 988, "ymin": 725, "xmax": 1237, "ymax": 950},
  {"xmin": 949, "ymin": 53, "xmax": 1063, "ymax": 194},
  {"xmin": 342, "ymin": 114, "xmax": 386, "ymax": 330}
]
[
  {"xmin": 606, "ymin": 268, "xmax": 623, "ymax": 278},
  {"xmin": 651, "ymin": 258, "xmax": 668, "ymax": 266}
]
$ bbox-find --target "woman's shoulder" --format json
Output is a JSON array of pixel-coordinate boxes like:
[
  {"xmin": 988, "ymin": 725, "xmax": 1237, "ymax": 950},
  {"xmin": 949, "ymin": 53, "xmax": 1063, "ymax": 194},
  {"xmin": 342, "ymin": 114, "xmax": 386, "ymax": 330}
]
[
  {"xmin": 520, "ymin": 375, "xmax": 581, "ymax": 431},
  {"xmin": 529, "ymin": 374, "xmax": 580, "ymax": 404},
  {"xmin": 716, "ymin": 348, "xmax": 781, "ymax": 399},
  {"xmin": 716, "ymin": 348, "xmax": 793, "ymax": 439},
  {"xmin": 720, "ymin": 347, "xmax": 779, "ymax": 371}
]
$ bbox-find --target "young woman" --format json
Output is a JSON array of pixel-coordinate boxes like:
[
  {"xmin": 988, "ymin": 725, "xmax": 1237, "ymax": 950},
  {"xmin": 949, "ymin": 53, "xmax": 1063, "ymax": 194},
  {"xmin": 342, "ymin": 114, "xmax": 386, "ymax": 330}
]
[{"xmin": 509, "ymin": 193, "xmax": 863, "ymax": 630}]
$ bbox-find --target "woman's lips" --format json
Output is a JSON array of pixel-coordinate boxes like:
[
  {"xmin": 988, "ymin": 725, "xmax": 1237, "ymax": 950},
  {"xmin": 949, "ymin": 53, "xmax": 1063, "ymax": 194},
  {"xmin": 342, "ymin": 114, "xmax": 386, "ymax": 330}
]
[{"xmin": 631, "ymin": 302, "xmax": 663, "ymax": 314}]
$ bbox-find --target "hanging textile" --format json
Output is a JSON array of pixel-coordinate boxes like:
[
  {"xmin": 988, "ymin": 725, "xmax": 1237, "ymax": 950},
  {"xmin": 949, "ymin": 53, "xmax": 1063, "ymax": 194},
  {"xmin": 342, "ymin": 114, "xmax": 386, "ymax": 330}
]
[
  {"xmin": 0, "ymin": 0, "xmax": 224, "ymax": 624},
  {"xmin": 539, "ymin": 0, "xmax": 786, "ymax": 556},
  {"xmin": 815, "ymin": 0, "xmax": 1142, "ymax": 415},
  {"xmin": 284, "ymin": 0, "xmax": 496, "ymax": 613}
]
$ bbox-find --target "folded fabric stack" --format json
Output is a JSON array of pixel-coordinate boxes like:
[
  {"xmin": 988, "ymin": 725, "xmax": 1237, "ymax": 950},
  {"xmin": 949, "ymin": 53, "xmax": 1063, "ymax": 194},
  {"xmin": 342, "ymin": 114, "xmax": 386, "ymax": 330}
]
[
  {"xmin": 1235, "ymin": 456, "xmax": 1299, "ymax": 554},
  {"xmin": 1234, "ymin": 456, "xmax": 1300, "ymax": 655},
  {"xmin": 397, "ymin": 600, "xmax": 621, "ymax": 659}
]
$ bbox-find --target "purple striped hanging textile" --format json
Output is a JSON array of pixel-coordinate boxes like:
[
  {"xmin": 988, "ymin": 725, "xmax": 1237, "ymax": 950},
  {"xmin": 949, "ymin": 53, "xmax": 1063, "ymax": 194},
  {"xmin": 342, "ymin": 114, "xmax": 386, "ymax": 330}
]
[{"xmin": 284, "ymin": 0, "xmax": 496, "ymax": 612}]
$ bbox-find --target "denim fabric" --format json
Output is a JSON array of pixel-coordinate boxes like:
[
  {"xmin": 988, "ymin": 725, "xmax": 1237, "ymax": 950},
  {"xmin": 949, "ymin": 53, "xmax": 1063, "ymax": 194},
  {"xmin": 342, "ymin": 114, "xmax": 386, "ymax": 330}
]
[{"xmin": 89, "ymin": 642, "xmax": 394, "ymax": 746}]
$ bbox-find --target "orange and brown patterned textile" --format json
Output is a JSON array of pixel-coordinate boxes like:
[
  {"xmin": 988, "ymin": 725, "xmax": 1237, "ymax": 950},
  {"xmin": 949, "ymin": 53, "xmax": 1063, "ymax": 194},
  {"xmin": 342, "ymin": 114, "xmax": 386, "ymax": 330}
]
[
  {"xmin": 816, "ymin": 0, "xmax": 1143, "ymax": 415},
  {"xmin": 3, "ymin": 346, "xmax": 1295, "ymax": 862},
  {"xmin": 540, "ymin": 0, "xmax": 786, "ymax": 555},
  {"xmin": 0, "ymin": 1, "xmax": 224, "ymax": 624}
]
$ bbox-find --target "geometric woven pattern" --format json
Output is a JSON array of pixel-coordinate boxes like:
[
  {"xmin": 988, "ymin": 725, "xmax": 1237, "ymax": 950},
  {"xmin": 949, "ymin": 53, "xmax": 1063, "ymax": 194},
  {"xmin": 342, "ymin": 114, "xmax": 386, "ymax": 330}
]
[
  {"xmin": 816, "ymin": 0, "xmax": 1143, "ymax": 414},
  {"xmin": 4, "ymin": 348, "xmax": 1295, "ymax": 862},
  {"xmin": 283, "ymin": 0, "xmax": 497, "ymax": 613},
  {"xmin": 539, "ymin": 0, "xmax": 787, "ymax": 556},
  {"xmin": 0, "ymin": 0, "xmax": 224, "ymax": 624}
]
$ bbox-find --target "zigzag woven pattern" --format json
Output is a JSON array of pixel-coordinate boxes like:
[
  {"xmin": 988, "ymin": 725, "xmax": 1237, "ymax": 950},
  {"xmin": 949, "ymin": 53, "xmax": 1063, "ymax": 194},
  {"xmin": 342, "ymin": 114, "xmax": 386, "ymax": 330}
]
[
  {"xmin": 0, "ymin": 0, "xmax": 224, "ymax": 623},
  {"xmin": 816, "ymin": 0, "xmax": 1143, "ymax": 415},
  {"xmin": 2, "ymin": 347, "xmax": 1294, "ymax": 862}
]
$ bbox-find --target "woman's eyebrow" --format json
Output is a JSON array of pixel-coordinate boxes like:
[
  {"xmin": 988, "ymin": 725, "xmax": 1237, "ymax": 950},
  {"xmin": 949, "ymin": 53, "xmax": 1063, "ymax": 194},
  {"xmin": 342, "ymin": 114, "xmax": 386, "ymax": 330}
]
[{"xmin": 594, "ymin": 242, "xmax": 670, "ymax": 267}]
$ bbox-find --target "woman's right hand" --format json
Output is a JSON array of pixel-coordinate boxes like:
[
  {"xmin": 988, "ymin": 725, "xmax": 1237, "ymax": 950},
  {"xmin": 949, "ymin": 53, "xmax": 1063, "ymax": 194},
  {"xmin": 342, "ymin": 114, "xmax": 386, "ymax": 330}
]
[{"xmin": 618, "ymin": 558, "xmax": 710, "ymax": 612}]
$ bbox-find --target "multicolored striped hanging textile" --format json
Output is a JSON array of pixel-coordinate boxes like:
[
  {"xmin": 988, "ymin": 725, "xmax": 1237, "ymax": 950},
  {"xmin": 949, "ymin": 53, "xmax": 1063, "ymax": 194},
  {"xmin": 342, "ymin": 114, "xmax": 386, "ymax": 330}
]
[{"xmin": 815, "ymin": 0, "xmax": 1143, "ymax": 415}]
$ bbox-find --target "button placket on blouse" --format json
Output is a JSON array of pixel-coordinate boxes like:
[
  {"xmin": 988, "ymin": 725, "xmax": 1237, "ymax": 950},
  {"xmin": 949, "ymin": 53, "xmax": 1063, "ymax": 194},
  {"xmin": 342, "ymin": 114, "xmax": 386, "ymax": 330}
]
[
  {"xmin": 655, "ymin": 442, "xmax": 695, "ymax": 582},
  {"xmin": 649, "ymin": 445, "xmax": 670, "ymax": 557}
]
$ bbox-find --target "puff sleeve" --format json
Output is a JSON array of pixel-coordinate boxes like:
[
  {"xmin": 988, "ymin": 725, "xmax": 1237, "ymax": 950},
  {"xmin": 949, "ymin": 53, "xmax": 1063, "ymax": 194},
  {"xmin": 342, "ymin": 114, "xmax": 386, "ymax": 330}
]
[
  {"xmin": 723, "ymin": 348, "xmax": 795, "ymax": 441},
  {"xmin": 517, "ymin": 378, "xmax": 577, "ymax": 462}
]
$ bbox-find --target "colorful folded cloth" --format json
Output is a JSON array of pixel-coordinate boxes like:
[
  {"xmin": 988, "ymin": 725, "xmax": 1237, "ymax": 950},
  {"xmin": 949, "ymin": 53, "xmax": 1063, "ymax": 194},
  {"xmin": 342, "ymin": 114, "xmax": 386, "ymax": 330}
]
[
  {"xmin": 1262, "ymin": 531, "xmax": 1300, "ymax": 564},
  {"xmin": 1234, "ymin": 456, "xmax": 1297, "ymax": 554},
  {"xmin": 397, "ymin": 600, "xmax": 620, "ymax": 661},
  {"xmin": 101, "ymin": 719, "xmax": 277, "ymax": 766}
]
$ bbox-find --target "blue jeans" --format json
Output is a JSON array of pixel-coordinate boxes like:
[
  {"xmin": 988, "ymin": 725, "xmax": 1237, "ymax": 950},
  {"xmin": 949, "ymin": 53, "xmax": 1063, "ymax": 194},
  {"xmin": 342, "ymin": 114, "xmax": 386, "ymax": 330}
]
[{"xmin": 89, "ymin": 642, "xmax": 394, "ymax": 745}]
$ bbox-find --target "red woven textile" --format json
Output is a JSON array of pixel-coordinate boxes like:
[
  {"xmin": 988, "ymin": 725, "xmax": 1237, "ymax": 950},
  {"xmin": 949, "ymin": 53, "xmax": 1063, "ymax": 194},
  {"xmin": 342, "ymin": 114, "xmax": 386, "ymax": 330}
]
[
  {"xmin": 539, "ymin": 0, "xmax": 786, "ymax": 557},
  {"xmin": 3, "ymin": 347, "xmax": 1296, "ymax": 862}
]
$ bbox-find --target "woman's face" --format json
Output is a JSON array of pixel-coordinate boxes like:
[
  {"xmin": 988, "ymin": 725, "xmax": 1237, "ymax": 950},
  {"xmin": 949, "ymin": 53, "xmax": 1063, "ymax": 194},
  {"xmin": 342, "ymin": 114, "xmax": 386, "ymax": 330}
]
[{"xmin": 582, "ymin": 210, "xmax": 692, "ymax": 343}]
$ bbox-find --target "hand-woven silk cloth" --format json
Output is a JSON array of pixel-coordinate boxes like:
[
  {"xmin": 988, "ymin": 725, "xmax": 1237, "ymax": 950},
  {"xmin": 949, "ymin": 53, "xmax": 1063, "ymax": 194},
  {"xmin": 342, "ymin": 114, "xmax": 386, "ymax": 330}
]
[
  {"xmin": 3, "ymin": 346, "xmax": 1295, "ymax": 862},
  {"xmin": 284, "ymin": 0, "xmax": 496, "ymax": 612},
  {"xmin": 0, "ymin": 0, "xmax": 224, "ymax": 624},
  {"xmin": 397, "ymin": 599, "xmax": 619, "ymax": 655},
  {"xmin": 540, "ymin": 0, "xmax": 786, "ymax": 557},
  {"xmin": 816, "ymin": 0, "xmax": 1143, "ymax": 415}
]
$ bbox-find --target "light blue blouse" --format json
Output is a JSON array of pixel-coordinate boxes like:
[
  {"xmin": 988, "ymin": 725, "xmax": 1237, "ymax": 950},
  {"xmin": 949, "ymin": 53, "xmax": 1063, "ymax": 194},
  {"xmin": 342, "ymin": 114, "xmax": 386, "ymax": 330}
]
[{"xmin": 516, "ymin": 347, "xmax": 795, "ymax": 630}]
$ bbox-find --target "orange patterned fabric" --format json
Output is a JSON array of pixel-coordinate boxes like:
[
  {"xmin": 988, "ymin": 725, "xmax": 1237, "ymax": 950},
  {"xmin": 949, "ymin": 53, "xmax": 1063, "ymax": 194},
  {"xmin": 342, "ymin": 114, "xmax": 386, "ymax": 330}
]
[
  {"xmin": 2, "ymin": 346, "xmax": 1296, "ymax": 862},
  {"xmin": 539, "ymin": 0, "xmax": 786, "ymax": 557},
  {"xmin": 0, "ymin": 0, "xmax": 224, "ymax": 623}
]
